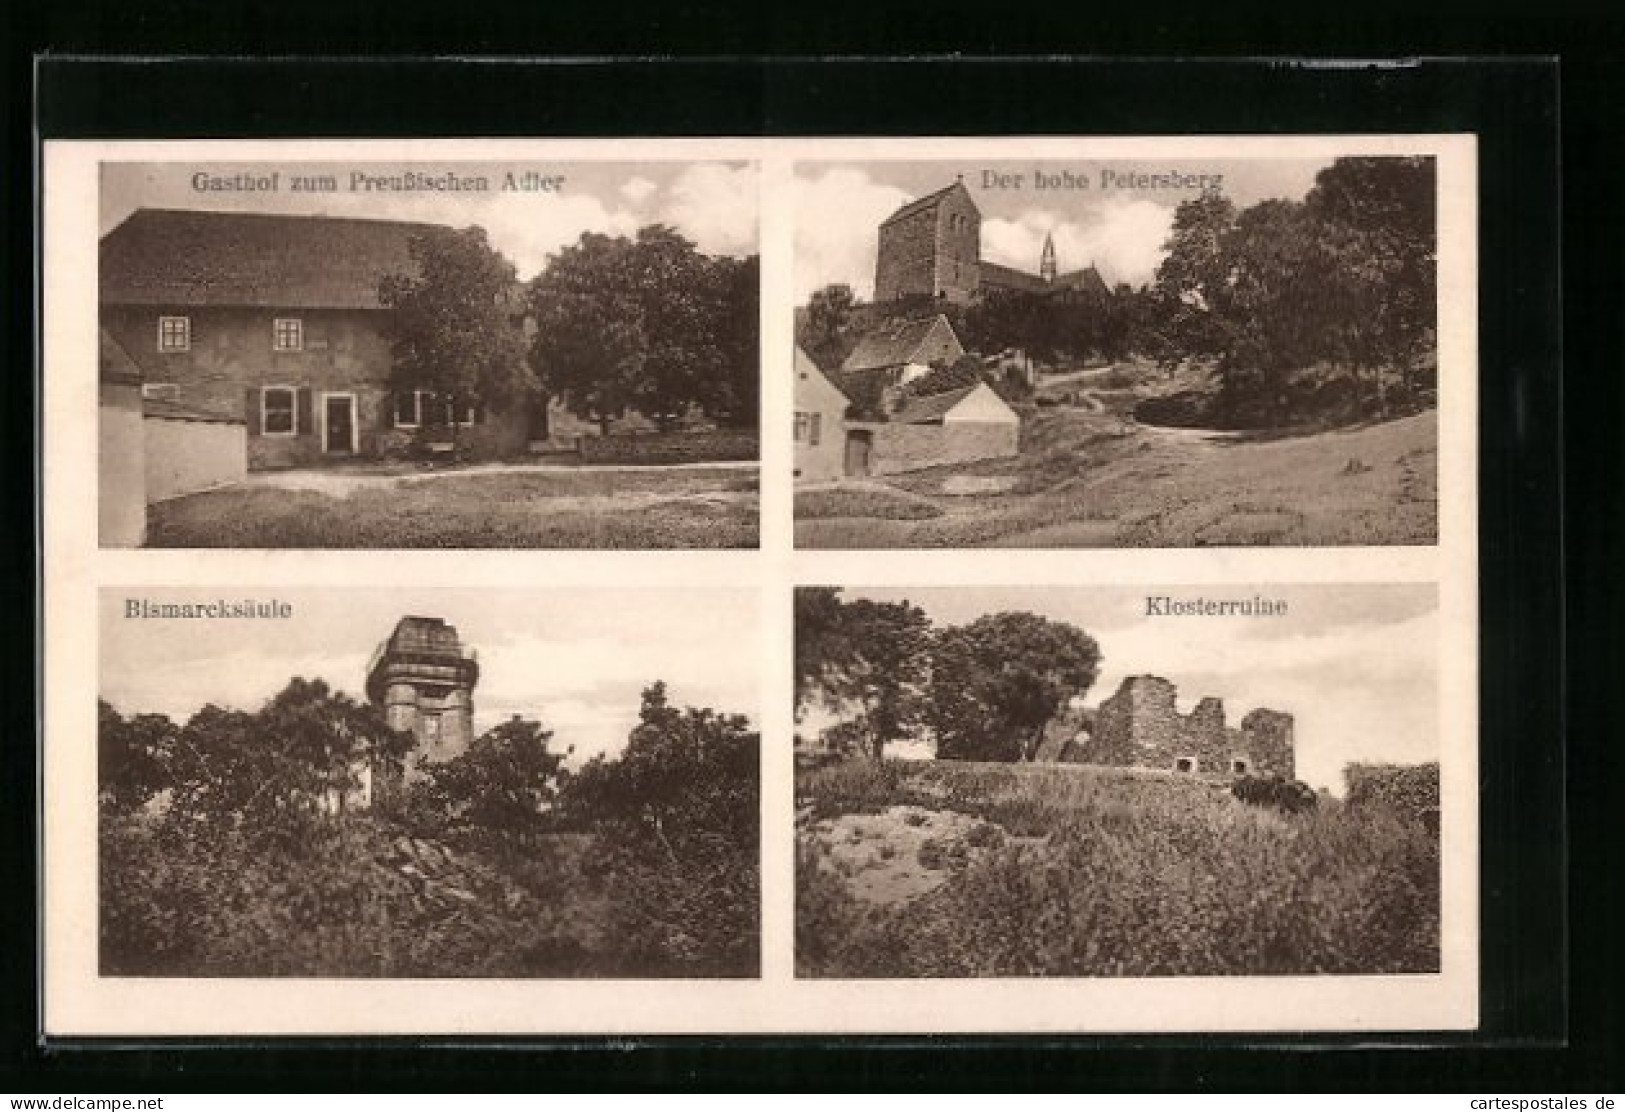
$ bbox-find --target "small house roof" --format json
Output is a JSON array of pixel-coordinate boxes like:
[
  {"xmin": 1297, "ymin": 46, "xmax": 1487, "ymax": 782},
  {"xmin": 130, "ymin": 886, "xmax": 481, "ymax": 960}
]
[
  {"xmin": 879, "ymin": 180, "xmax": 977, "ymax": 228},
  {"xmin": 840, "ymin": 314, "xmax": 957, "ymax": 374},
  {"xmin": 100, "ymin": 208, "xmax": 444, "ymax": 310},
  {"xmin": 98, "ymin": 328, "xmax": 142, "ymax": 385},
  {"xmin": 893, "ymin": 383, "xmax": 981, "ymax": 425},
  {"xmin": 796, "ymin": 346, "xmax": 850, "ymax": 400}
]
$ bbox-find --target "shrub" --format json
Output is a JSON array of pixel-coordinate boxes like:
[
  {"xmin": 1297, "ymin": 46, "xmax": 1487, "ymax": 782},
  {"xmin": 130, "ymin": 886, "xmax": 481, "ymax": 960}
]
[
  {"xmin": 1345, "ymin": 762, "xmax": 1439, "ymax": 825},
  {"xmin": 1231, "ymin": 774, "xmax": 1319, "ymax": 815},
  {"xmin": 796, "ymin": 762, "xmax": 1439, "ymax": 978}
]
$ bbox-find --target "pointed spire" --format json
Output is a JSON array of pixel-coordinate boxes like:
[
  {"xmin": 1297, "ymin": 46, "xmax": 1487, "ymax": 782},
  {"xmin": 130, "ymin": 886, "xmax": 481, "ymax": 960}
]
[{"xmin": 1040, "ymin": 231, "xmax": 1058, "ymax": 284}]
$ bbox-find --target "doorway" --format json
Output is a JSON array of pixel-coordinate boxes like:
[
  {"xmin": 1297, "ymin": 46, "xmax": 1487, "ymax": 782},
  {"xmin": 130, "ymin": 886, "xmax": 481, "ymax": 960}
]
[
  {"xmin": 844, "ymin": 429, "xmax": 873, "ymax": 477},
  {"xmin": 322, "ymin": 393, "xmax": 357, "ymax": 455}
]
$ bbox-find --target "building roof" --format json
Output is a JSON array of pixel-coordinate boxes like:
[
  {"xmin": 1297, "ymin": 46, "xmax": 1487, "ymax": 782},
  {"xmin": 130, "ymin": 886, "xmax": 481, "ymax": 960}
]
[
  {"xmin": 879, "ymin": 180, "xmax": 977, "ymax": 228},
  {"xmin": 1051, "ymin": 266, "xmax": 1112, "ymax": 298},
  {"xmin": 98, "ymin": 328, "xmax": 142, "ymax": 385},
  {"xmin": 979, "ymin": 260, "xmax": 1111, "ymax": 299},
  {"xmin": 796, "ymin": 346, "xmax": 849, "ymax": 400},
  {"xmin": 977, "ymin": 260, "xmax": 1050, "ymax": 295},
  {"xmin": 892, "ymin": 384, "xmax": 981, "ymax": 424},
  {"xmin": 840, "ymin": 314, "xmax": 957, "ymax": 373},
  {"xmin": 100, "ymin": 208, "xmax": 444, "ymax": 310}
]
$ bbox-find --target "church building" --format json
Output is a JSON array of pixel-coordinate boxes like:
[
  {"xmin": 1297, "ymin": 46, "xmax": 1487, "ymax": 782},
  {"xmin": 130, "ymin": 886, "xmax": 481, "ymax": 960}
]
[{"xmin": 873, "ymin": 178, "xmax": 1111, "ymax": 305}]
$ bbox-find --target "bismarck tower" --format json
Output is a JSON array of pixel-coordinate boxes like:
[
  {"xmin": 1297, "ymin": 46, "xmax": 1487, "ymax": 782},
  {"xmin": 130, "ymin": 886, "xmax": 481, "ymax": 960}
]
[{"xmin": 365, "ymin": 615, "xmax": 479, "ymax": 778}]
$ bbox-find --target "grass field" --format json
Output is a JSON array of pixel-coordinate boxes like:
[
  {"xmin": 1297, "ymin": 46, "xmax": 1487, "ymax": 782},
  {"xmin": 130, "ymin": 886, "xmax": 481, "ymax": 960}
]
[
  {"xmin": 795, "ymin": 392, "xmax": 1438, "ymax": 550},
  {"xmin": 147, "ymin": 467, "xmax": 759, "ymax": 549},
  {"xmin": 796, "ymin": 758, "xmax": 1440, "ymax": 978}
]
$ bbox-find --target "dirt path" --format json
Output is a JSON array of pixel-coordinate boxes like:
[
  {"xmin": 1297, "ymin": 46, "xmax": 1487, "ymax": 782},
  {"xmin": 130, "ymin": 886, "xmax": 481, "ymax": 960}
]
[{"xmin": 796, "ymin": 411, "xmax": 1438, "ymax": 549}]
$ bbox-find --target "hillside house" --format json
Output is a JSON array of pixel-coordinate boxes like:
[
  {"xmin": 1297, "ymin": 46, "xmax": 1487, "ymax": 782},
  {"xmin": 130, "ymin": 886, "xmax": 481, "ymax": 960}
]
[
  {"xmin": 836, "ymin": 314, "xmax": 966, "ymax": 412},
  {"xmin": 99, "ymin": 208, "xmax": 537, "ymax": 470},
  {"xmin": 793, "ymin": 346, "xmax": 851, "ymax": 483},
  {"xmin": 844, "ymin": 379, "xmax": 1019, "ymax": 476}
]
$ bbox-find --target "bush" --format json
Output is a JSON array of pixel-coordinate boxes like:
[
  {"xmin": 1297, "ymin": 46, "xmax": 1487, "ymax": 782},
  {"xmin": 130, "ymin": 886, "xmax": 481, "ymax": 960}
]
[
  {"xmin": 1345, "ymin": 762, "xmax": 1439, "ymax": 825},
  {"xmin": 797, "ymin": 762, "xmax": 1439, "ymax": 978},
  {"xmin": 1231, "ymin": 774, "xmax": 1319, "ymax": 815}
]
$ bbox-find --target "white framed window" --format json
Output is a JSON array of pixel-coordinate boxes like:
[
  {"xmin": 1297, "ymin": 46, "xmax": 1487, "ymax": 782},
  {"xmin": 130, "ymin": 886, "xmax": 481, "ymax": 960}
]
[
  {"xmin": 272, "ymin": 317, "xmax": 304, "ymax": 352},
  {"xmin": 140, "ymin": 382, "xmax": 179, "ymax": 402},
  {"xmin": 793, "ymin": 412, "xmax": 810, "ymax": 442},
  {"xmin": 393, "ymin": 389, "xmax": 431, "ymax": 429},
  {"xmin": 260, "ymin": 385, "xmax": 297, "ymax": 437},
  {"xmin": 157, "ymin": 316, "xmax": 190, "ymax": 352},
  {"xmin": 441, "ymin": 397, "xmax": 477, "ymax": 427}
]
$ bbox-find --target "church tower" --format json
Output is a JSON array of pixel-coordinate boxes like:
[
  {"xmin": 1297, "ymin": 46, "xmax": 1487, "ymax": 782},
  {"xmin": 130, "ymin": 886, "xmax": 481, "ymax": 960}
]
[
  {"xmin": 1040, "ymin": 232, "xmax": 1058, "ymax": 285},
  {"xmin": 365, "ymin": 615, "xmax": 480, "ymax": 779}
]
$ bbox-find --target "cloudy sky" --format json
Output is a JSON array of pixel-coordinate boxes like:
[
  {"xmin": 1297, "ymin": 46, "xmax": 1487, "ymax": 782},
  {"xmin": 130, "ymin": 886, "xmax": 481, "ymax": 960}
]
[
  {"xmin": 101, "ymin": 161, "xmax": 758, "ymax": 279},
  {"xmin": 832, "ymin": 583, "xmax": 1438, "ymax": 793},
  {"xmin": 794, "ymin": 158, "xmax": 1333, "ymax": 301},
  {"xmin": 100, "ymin": 587, "xmax": 760, "ymax": 765}
]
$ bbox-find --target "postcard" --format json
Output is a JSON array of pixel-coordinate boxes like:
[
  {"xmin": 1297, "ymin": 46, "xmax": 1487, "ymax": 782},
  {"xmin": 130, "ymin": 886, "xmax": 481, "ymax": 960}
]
[{"xmin": 42, "ymin": 134, "xmax": 1476, "ymax": 1036}]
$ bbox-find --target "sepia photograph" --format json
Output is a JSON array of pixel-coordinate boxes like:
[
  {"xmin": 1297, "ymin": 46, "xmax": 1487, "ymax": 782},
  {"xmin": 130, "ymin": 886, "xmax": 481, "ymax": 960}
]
[
  {"xmin": 97, "ymin": 159, "xmax": 760, "ymax": 549},
  {"xmin": 795, "ymin": 584, "xmax": 1445, "ymax": 978},
  {"xmin": 793, "ymin": 157, "xmax": 1443, "ymax": 548},
  {"xmin": 96, "ymin": 587, "xmax": 761, "ymax": 978}
]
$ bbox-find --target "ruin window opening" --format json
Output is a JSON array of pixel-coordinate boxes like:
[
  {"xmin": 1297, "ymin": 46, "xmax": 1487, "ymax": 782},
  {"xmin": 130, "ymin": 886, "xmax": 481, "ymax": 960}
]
[
  {"xmin": 1232, "ymin": 758, "xmax": 1250, "ymax": 775},
  {"xmin": 1174, "ymin": 757, "xmax": 1195, "ymax": 774}
]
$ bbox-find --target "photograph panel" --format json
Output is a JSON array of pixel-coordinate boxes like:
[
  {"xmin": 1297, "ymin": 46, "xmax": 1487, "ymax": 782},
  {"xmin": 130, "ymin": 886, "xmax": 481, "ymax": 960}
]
[
  {"xmin": 96, "ymin": 586, "xmax": 761, "ymax": 979},
  {"xmin": 794, "ymin": 583, "xmax": 1448, "ymax": 980},
  {"xmin": 792, "ymin": 155, "xmax": 1446, "ymax": 549},
  {"xmin": 95, "ymin": 157, "xmax": 760, "ymax": 549}
]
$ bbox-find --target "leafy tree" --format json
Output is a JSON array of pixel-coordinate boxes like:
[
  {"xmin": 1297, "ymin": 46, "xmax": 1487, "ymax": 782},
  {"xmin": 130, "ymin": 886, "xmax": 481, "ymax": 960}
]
[
  {"xmin": 529, "ymin": 226, "xmax": 754, "ymax": 433},
  {"xmin": 165, "ymin": 678, "xmax": 409, "ymax": 827},
  {"xmin": 561, "ymin": 683, "xmax": 759, "ymax": 975},
  {"xmin": 1306, "ymin": 157, "xmax": 1438, "ymax": 412},
  {"xmin": 800, "ymin": 283, "xmax": 860, "ymax": 371},
  {"xmin": 706, "ymin": 253, "xmax": 760, "ymax": 427},
  {"xmin": 1154, "ymin": 190, "xmax": 1242, "ymax": 373},
  {"xmin": 405, "ymin": 715, "xmax": 570, "ymax": 850},
  {"xmin": 379, "ymin": 225, "xmax": 532, "ymax": 448},
  {"xmin": 929, "ymin": 612, "xmax": 1101, "ymax": 763},
  {"xmin": 794, "ymin": 586, "xmax": 855, "ymax": 714},
  {"xmin": 98, "ymin": 701, "xmax": 175, "ymax": 814},
  {"xmin": 793, "ymin": 589, "xmax": 933, "ymax": 761}
]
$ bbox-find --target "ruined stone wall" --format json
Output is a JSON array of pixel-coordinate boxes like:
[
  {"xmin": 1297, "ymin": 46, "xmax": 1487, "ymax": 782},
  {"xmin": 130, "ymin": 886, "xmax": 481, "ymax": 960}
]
[
  {"xmin": 1058, "ymin": 674, "xmax": 1295, "ymax": 779},
  {"xmin": 1240, "ymin": 709, "xmax": 1295, "ymax": 778}
]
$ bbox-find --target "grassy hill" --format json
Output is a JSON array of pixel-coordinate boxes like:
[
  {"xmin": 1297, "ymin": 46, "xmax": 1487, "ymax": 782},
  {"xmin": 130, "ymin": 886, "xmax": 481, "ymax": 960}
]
[
  {"xmin": 796, "ymin": 759, "xmax": 1439, "ymax": 978},
  {"xmin": 795, "ymin": 363, "xmax": 1437, "ymax": 548}
]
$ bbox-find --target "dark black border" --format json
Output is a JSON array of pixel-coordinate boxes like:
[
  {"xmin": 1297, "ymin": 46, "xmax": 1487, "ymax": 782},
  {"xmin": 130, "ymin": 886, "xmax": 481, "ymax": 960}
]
[{"xmin": 8, "ymin": 48, "xmax": 1608, "ymax": 1091}]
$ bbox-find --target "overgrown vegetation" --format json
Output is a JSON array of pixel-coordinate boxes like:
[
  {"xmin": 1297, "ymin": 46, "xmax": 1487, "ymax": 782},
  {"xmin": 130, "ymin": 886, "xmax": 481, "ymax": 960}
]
[
  {"xmin": 797, "ymin": 759, "xmax": 1439, "ymax": 978},
  {"xmin": 99, "ymin": 681, "xmax": 758, "ymax": 978}
]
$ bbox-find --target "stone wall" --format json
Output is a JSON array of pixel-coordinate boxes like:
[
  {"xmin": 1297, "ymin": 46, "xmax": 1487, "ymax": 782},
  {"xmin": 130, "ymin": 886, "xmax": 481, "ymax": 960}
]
[
  {"xmin": 99, "ymin": 376, "xmax": 146, "ymax": 547},
  {"xmin": 854, "ymin": 419, "xmax": 1017, "ymax": 475},
  {"xmin": 577, "ymin": 429, "xmax": 758, "ymax": 465},
  {"xmin": 874, "ymin": 208, "xmax": 940, "ymax": 304},
  {"xmin": 931, "ymin": 190, "xmax": 981, "ymax": 304},
  {"xmin": 1066, "ymin": 674, "xmax": 1295, "ymax": 778},
  {"xmin": 144, "ymin": 413, "xmax": 247, "ymax": 502}
]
